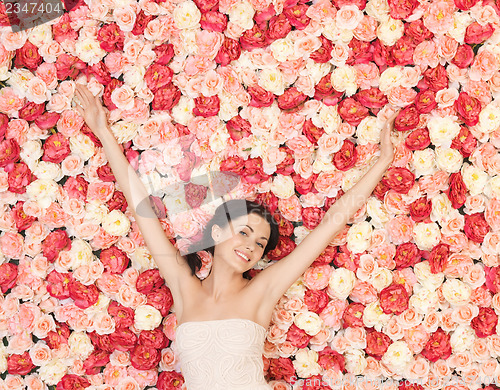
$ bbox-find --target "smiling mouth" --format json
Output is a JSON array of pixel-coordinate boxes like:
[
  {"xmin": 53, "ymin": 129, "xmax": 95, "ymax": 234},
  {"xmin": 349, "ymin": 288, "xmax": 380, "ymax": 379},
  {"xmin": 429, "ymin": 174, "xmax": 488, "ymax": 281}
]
[{"xmin": 235, "ymin": 250, "xmax": 250, "ymax": 262}]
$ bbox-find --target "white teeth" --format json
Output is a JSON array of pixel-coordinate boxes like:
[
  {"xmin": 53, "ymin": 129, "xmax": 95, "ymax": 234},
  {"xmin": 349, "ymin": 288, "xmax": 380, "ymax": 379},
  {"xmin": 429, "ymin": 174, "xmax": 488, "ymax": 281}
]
[{"xmin": 236, "ymin": 250, "xmax": 249, "ymax": 261}]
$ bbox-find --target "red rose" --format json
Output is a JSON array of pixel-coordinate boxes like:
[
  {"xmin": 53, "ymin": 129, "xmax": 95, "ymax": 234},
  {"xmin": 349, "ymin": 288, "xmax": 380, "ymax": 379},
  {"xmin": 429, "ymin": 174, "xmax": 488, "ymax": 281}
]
[
  {"xmin": 302, "ymin": 207, "xmax": 325, "ymax": 230},
  {"xmin": 97, "ymin": 23, "xmax": 124, "ymax": 52},
  {"xmin": 485, "ymin": 267, "xmax": 500, "ymax": 294},
  {"xmin": 373, "ymin": 180, "xmax": 390, "ymax": 202},
  {"xmin": 46, "ymin": 270, "xmax": 73, "ymax": 299},
  {"xmin": 226, "ymin": 115, "xmax": 252, "ymax": 141},
  {"xmin": 342, "ymin": 302, "xmax": 365, "ymax": 328},
  {"xmin": 267, "ymin": 236, "xmax": 296, "ymax": 260},
  {"xmin": 423, "ymin": 64, "xmax": 448, "ymax": 92},
  {"xmin": 42, "ymin": 229, "xmax": 71, "ymax": 263},
  {"xmin": 287, "ymin": 323, "xmax": 312, "ymax": 348},
  {"xmin": 139, "ymin": 327, "xmax": 168, "ymax": 349},
  {"xmin": 99, "ymin": 246, "xmax": 129, "ymax": 274},
  {"xmin": 455, "ymin": 91, "xmax": 481, "ymax": 126},
  {"xmin": 409, "ymin": 196, "xmax": 432, "ymax": 222},
  {"xmin": 380, "ymin": 283, "xmax": 409, "ymax": 315},
  {"xmin": 19, "ymin": 101, "xmax": 45, "ymax": 121},
  {"xmin": 215, "ymin": 37, "xmax": 241, "ymax": 66},
  {"xmin": 394, "ymin": 105, "xmax": 420, "ymax": 131},
  {"xmin": 304, "ymin": 288, "xmax": 329, "ymax": 314},
  {"xmin": 11, "ymin": 201, "xmax": 36, "ymax": 231},
  {"xmin": 275, "ymin": 147, "xmax": 295, "ymax": 176},
  {"xmin": 334, "ymin": 0, "xmax": 367, "ymax": 9},
  {"xmin": 88, "ymin": 333, "xmax": 114, "ymax": 354},
  {"xmin": 405, "ymin": 128, "xmax": 431, "ymax": 151},
  {"xmin": 388, "ymin": 0, "xmax": 419, "ymax": 19},
  {"xmin": 220, "ymin": 155, "xmax": 246, "ymax": 174},
  {"xmin": 454, "ymin": 0, "xmax": 479, "ymax": 9},
  {"xmin": 333, "ymin": 251, "xmax": 359, "ymax": 272},
  {"xmin": 253, "ymin": 193, "xmax": 278, "ymax": 215},
  {"xmin": 373, "ymin": 40, "xmax": 396, "ymax": 67},
  {"xmin": 365, "ymin": 329, "xmax": 392, "ymax": 360},
  {"xmin": 157, "ymin": 371, "xmax": 185, "ymax": 390},
  {"xmin": 382, "ymin": 167, "xmax": 415, "ymax": 194},
  {"xmin": 152, "ymin": 83, "xmax": 181, "ymax": 111},
  {"xmin": 394, "ymin": 242, "xmax": 421, "ymax": 269},
  {"xmin": 87, "ymin": 61, "xmax": 113, "ymax": 85},
  {"xmin": 452, "ymin": 44, "xmax": 475, "ymax": 68},
  {"xmin": 175, "ymin": 151, "xmax": 198, "ymax": 182},
  {"xmin": 200, "ymin": 11, "xmax": 227, "ymax": 32},
  {"xmin": 242, "ymin": 157, "xmax": 270, "ymax": 184},
  {"xmin": 318, "ymin": 347, "xmax": 345, "ymax": 372},
  {"xmin": 254, "ymin": 4, "xmax": 275, "ymax": 24},
  {"xmin": 464, "ymin": 213, "xmax": 490, "ymax": 243},
  {"xmin": 14, "ymin": 40, "xmax": 42, "ymax": 71},
  {"xmin": 303, "ymin": 119, "xmax": 325, "ymax": 145},
  {"xmin": 292, "ymin": 172, "xmax": 317, "ymax": 194},
  {"xmin": 130, "ymin": 345, "xmax": 161, "ymax": 370},
  {"xmin": 405, "ymin": 19, "xmax": 433, "ymax": 45},
  {"xmin": 152, "ymin": 43, "xmax": 174, "ymax": 65},
  {"xmin": 333, "ymin": 139, "xmax": 358, "ymax": 171},
  {"xmin": 310, "ymin": 35, "xmax": 333, "ymax": 63},
  {"xmin": 108, "ymin": 301, "xmax": 135, "ymax": 328},
  {"xmin": 314, "ymin": 74, "xmax": 334, "ymax": 100},
  {"xmin": 284, "ymin": 4, "xmax": 310, "ymax": 29},
  {"xmin": 110, "ymin": 327, "xmax": 138, "ymax": 351},
  {"xmin": 313, "ymin": 245, "xmax": 337, "ymax": 266},
  {"xmin": 446, "ymin": 172, "xmax": 467, "ymax": 209},
  {"xmin": 63, "ymin": 175, "xmax": 88, "ymax": 201},
  {"xmin": 0, "ymin": 262, "xmax": 17, "ymax": 293},
  {"xmin": 471, "ymin": 307, "xmax": 498, "ymax": 338},
  {"xmin": 354, "ymin": 88, "xmax": 388, "ymax": 109},
  {"xmin": 240, "ymin": 24, "xmax": 268, "ymax": 51},
  {"xmin": 451, "ymin": 125, "xmax": 477, "ymax": 158},
  {"xmin": 184, "ymin": 182, "xmax": 208, "ymax": 209},
  {"xmin": 103, "ymin": 78, "xmax": 124, "ymax": 111},
  {"xmin": 55, "ymin": 53, "xmax": 86, "ymax": 80},
  {"xmin": 43, "ymin": 133, "xmax": 71, "ymax": 163},
  {"xmin": 277, "ymin": 87, "xmax": 308, "ymax": 111},
  {"xmin": 44, "ymin": 322, "xmax": 70, "ymax": 349},
  {"xmin": 415, "ymin": 89, "xmax": 437, "ymax": 114},
  {"xmin": 0, "ymin": 112, "xmax": 8, "ymax": 139},
  {"xmin": 97, "ymin": 165, "xmax": 115, "ymax": 183},
  {"xmin": 193, "ymin": 0, "xmax": 218, "ymax": 13},
  {"xmin": 0, "ymin": 139, "xmax": 20, "ymax": 168},
  {"xmin": 421, "ymin": 328, "xmax": 452, "ymax": 362},
  {"xmin": 56, "ymin": 374, "xmax": 91, "ymax": 390},
  {"xmin": 132, "ymin": 10, "xmax": 155, "ymax": 36},
  {"xmin": 7, "ymin": 351, "xmax": 36, "ymax": 375},
  {"xmin": 34, "ymin": 111, "xmax": 60, "ymax": 130},
  {"xmin": 273, "ymin": 211, "xmax": 294, "ymax": 236},
  {"xmin": 338, "ymin": 98, "xmax": 369, "ymax": 126},
  {"xmin": 347, "ymin": 38, "xmax": 373, "ymax": 65},
  {"xmin": 269, "ymin": 357, "xmax": 296, "ymax": 383},
  {"xmin": 428, "ymin": 243, "xmax": 449, "ymax": 274},
  {"xmin": 136, "ymin": 269, "xmax": 165, "ymax": 294},
  {"xmin": 391, "ymin": 35, "xmax": 416, "ymax": 65},
  {"xmin": 68, "ymin": 280, "xmax": 99, "ymax": 309},
  {"xmin": 52, "ymin": 13, "xmax": 78, "ymax": 43},
  {"xmin": 465, "ymin": 22, "xmax": 494, "ymax": 44},
  {"xmin": 266, "ymin": 13, "xmax": 292, "ymax": 41},
  {"xmin": 8, "ymin": 162, "xmax": 35, "ymax": 194},
  {"xmin": 145, "ymin": 64, "xmax": 173, "ymax": 93},
  {"xmin": 248, "ymin": 84, "xmax": 275, "ymax": 107},
  {"xmin": 147, "ymin": 285, "xmax": 173, "ymax": 316},
  {"xmin": 83, "ymin": 350, "xmax": 110, "ymax": 375},
  {"xmin": 193, "ymin": 95, "xmax": 220, "ymax": 117}
]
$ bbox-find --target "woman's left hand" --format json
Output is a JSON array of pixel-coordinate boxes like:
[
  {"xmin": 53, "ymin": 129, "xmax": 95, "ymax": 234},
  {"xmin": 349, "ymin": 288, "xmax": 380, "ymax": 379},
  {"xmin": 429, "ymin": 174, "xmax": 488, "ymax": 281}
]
[{"xmin": 379, "ymin": 112, "xmax": 397, "ymax": 165}]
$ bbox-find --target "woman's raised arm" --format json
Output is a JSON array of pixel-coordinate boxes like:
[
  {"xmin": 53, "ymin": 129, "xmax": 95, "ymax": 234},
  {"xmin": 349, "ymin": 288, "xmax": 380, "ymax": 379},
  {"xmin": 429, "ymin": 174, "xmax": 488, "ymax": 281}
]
[{"xmin": 74, "ymin": 84, "xmax": 196, "ymax": 302}]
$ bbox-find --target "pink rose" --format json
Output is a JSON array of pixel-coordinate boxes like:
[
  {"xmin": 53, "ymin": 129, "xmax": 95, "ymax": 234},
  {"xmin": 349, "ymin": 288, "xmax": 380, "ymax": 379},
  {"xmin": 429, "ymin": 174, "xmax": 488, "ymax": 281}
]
[
  {"xmin": 304, "ymin": 289, "xmax": 329, "ymax": 314},
  {"xmin": 451, "ymin": 125, "xmax": 477, "ymax": 158},
  {"xmin": 42, "ymin": 229, "xmax": 71, "ymax": 263},
  {"xmin": 157, "ymin": 371, "xmax": 185, "ymax": 390},
  {"xmin": 11, "ymin": 201, "xmax": 36, "ymax": 231},
  {"xmin": 8, "ymin": 162, "xmax": 35, "ymax": 194},
  {"xmin": 422, "ymin": 64, "xmax": 449, "ymax": 92},
  {"xmin": 292, "ymin": 172, "xmax": 317, "ymax": 194},
  {"xmin": 347, "ymin": 39, "xmax": 373, "ymax": 65},
  {"xmin": 132, "ymin": 10, "xmax": 156, "ymax": 36},
  {"xmin": 147, "ymin": 285, "xmax": 173, "ymax": 316},
  {"xmin": 354, "ymin": 88, "xmax": 388, "ymax": 109},
  {"xmin": 200, "ymin": 11, "xmax": 228, "ymax": 32},
  {"xmin": 269, "ymin": 358, "xmax": 296, "ymax": 383},
  {"xmin": 455, "ymin": 92, "xmax": 481, "ymax": 126},
  {"xmin": 267, "ymin": 13, "xmax": 292, "ymax": 41},
  {"xmin": 338, "ymin": 98, "xmax": 369, "ymax": 126},
  {"xmin": 333, "ymin": 139, "xmax": 357, "ymax": 171},
  {"xmin": 102, "ymin": 78, "xmax": 124, "ymax": 111},
  {"xmin": 0, "ymin": 138, "xmax": 20, "ymax": 168},
  {"xmin": 454, "ymin": 0, "xmax": 479, "ymax": 10},
  {"xmin": 406, "ymin": 19, "xmax": 434, "ymax": 45},
  {"xmin": 46, "ymin": 270, "xmax": 73, "ymax": 299},
  {"xmin": 215, "ymin": 37, "xmax": 241, "ymax": 66},
  {"xmin": 0, "ymin": 262, "xmax": 18, "ymax": 293},
  {"xmin": 310, "ymin": 35, "xmax": 333, "ymax": 63},
  {"xmin": 7, "ymin": 351, "xmax": 36, "ymax": 375},
  {"xmin": 136, "ymin": 269, "xmax": 164, "ymax": 294},
  {"xmin": 18, "ymin": 101, "xmax": 45, "ymax": 121},
  {"xmin": 83, "ymin": 350, "xmax": 111, "ymax": 375},
  {"xmin": 193, "ymin": 0, "xmax": 218, "ymax": 13},
  {"xmin": 301, "ymin": 207, "xmax": 325, "ymax": 230},
  {"xmin": 226, "ymin": 115, "xmax": 252, "ymax": 141},
  {"xmin": 286, "ymin": 323, "xmax": 312, "ymax": 348},
  {"xmin": 68, "ymin": 280, "xmax": 99, "ymax": 309},
  {"xmin": 248, "ymin": 84, "xmax": 275, "ymax": 107},
  {"xmin": 284, "ymin": 4, "xmax": 310, "ymax": 30},
  {"xmin": 42, "ymin": 133, "xmax": 70, "ymax": 163},
  {"xmin": 342, "ymin": 302, "xmax": 365, "ymax": 328}
]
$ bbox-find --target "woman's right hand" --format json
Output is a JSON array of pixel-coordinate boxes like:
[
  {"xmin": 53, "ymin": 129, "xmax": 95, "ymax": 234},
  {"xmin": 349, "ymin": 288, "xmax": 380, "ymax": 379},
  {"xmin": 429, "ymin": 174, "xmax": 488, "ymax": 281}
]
[{"xmin": 74, "ymin": 84, "xmax": 110, "ymax": 139}]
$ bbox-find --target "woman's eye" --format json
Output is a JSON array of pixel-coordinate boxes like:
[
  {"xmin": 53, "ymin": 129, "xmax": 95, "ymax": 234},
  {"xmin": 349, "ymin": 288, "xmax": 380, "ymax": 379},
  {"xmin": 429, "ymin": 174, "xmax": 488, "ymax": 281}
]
[
  {"xmin": 258, "ymin": 243, "xmax": 264, "ymax": 248},
  {"xmin": 239, "ymin": 231, "xmax": 247, "ymax": 236}
]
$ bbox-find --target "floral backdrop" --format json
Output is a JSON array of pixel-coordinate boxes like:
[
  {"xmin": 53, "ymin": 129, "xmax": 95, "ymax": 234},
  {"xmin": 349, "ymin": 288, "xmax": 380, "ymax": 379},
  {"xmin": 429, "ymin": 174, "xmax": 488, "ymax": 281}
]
[{"xmin": 0, "ymin": 0, "xmax": 500, "ymax": 388}]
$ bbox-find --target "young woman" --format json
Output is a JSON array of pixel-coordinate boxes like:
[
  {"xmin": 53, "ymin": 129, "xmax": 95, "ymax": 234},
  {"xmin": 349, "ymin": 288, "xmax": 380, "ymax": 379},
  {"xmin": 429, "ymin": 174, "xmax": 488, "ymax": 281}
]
[{"xmin": 74, "ymin": 83, "xmax": 396, "ymax": 389}]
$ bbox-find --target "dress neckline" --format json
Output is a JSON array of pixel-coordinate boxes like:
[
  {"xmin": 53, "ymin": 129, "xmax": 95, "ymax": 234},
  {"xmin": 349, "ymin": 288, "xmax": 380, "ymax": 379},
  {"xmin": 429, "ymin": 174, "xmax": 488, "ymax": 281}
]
[{"xmin": 177, "ymin": 318, "xmax": 267, "ymax": 332}]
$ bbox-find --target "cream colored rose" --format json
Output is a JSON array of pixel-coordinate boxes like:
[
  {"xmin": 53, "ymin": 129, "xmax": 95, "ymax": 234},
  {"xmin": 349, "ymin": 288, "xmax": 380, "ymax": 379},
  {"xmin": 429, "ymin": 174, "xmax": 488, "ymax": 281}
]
[
  {"xmin": 26, "ymin": 179, "xmax": 59, "ymax": 209},
  {"xmin": 228, "ymin": 1, "xmax": 255, "ymax": 30},
  {"xmin": 38, "ymin": 359, "xmax": 68, "ymax": 385},
  {"xmin": 285, "ymin": 277, "xmax": 307, "ymax": 299},
  {"xmin": 382, "ymin": 341, "xmax": 413, "ymax": 375},
  {"xmin": 69, "ymin": 238, "xmax": 94, "ymax": 269},
  {"xmin": 85, "ymin": 293, "xmax": 112, "ymax": 316},
  {"xmin": 33, "ymin": 161, "xmax": 63, "ymax": 182},
  {"xmin": 102, "ymin": 210, "xmax": 131, "ymax": 236},
  {"xmin": 330, "ymin": 65, "xmax": 357, "ymax": 96},
  {"xmin": 7, "ymin": 68, "xmax": 34, "ymax": 98},
  {"xmin": 414, "ymin": 262, "xmax": 444, "ymax": 291},
  {"xmin": 317, "ymin": 104, "xmax": 342, "ymax": 134},
  {"xmin": 328, "ymin": 268, "xmax": 356, "ymax": 299},
  {"xmin": 173, "ymin": 1, "xmax": 201, "ymax": 29},
  {"xmin": 294, "ymin": 226, "xmax": 311, "ymax": 245},
  {"xmin": 134, "ymin": 304, "xmax": 162, "ymax": 330},
  {"xmin": 450, "ymin": 325, "xmax": 475, "ymax": 353},
  {"xmin": 258, "ymin": 68, "xmax": 285, "ymax": 95},
  {"xmin": 271, "ymin": 174, "xmax": 295, "ymax": 199},
  {"xmin": 356, "ymin": 116, "xmax": 384, "ymax": 145},
  {"xmin": 270, "ymin": 38, "xmax": 296, "ymax": 63},
  {"xmin": 377, "ymin": 18, "xmax": 404, "ymax": 46},
  {"xmin": 322, "ymin": 23, "xmax": 354, "ymax": 44},
  {"xmin": 292, "ymin": 348, "xmax": 322, "ymax": 378},
  {"xmin": 305, "ymin": 60, "xmax": 331, "ymax": 85},
  {"xmin": 484, "ymin": 176, "xmax": 500, "ymax": 199},
  {"xmin": 171, "ymin": 96, "xmax": 195, "ymax": 125},
  {"xmin": 442, "ymin": 279, "xmax": 472, "ymax": 306},
  {"xmin": 130, "ymin": 246, "xmax": 156, "ymax": 272},
  {"xmin": 209, "ymin": 129, "xmax": 230, "ymax": 154},
  {"xmin": 409, "ymin": 284, "xmax": 439, "ymax": 314},
  {"xmin": 344, "ymin": 349, "xmax": 368, "ymax": 375},
  {"xmin": 84, "ymin": 200, "xmax": 109, "ymax": 223},
  {"xmin": 110, "ymin": 120, "xmax": 139, "ymax": 144},
  {"xmin": 427, "ymin": 116, "xmax": 461, "ymax": 148},
  {"xmin": 477, "ymin": 101, "xmax": 500, "ymax": 133},
  {"xmin": 369, "ymin": 268, "xmax": 393, "ymax": 292},
  {"xmin": 218, "ymin": 91, "xmax": 241, "ymax": 121},
  {"xmin": 448, "ymin": 12, "xmax": 473, "ymax": 44},
  {"xmin": 68, "ymin": 331, "xmax": 94, "ymax": 359},
  {"xmin": 363, "ymin": 301, "xmax": 391, "ymax": 331},
  {"xmin": 435, "ymin": 147, "xmax": 463, "ymax": 173},
  {"xmin": 346, "ymin": 221, "xmax": 373, "ymax": 254},
  {"xmin": 366, "ymin": 197, "xmax": 390, "ymax": 228},
  {"xmin": 294, "ymin": 312, "xmax": 323, "ymax": 336},
  {"xmin": 379, "ymin": 66, "xmax": 403, "ymax": 92},
  {"xmin": 75, "ymin": 38, "xmax": 106, "ymax": 65},
  {"xmin": 20, "ymin": 139, "xmax": 43, "ymax": 167},
  {"xmin": 411, "ymin": 149, "xmax": 436, "ymax": 177},
  {"xmin": 461, "ymin": 163, "xmax": 489, "ymax": 196},
  {"xmin": 69, "ymin": 133, "xmax": 95, "ymax": 161},
  {"xmin": 430, "ymin": 193, "xmax": 453, "ymax": 225},
  {"xmin": 0, "ymin": 345, "xmax": 7, "ymax": 372},
  {"xmin": 28, "ymin": 24, "xmax": 52, "ymax": 47},
  {"xmin": 413, "ymin": 222, "xmax": 441, "ymax": 251},
  {"xmin": 342, "ymin": 168, "xmax": 364, "ymax": 192},
  {"xmin": 365, "ymin": 0, "xmax": 390, "ymax": 22}
]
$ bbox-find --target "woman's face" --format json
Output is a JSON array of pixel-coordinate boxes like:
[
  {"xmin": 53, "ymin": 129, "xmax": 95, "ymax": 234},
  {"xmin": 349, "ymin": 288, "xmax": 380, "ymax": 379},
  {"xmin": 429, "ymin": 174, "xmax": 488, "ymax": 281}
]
[{"xmin": 211, "ymin": 213, "xmax": 271, "ymax": 272}]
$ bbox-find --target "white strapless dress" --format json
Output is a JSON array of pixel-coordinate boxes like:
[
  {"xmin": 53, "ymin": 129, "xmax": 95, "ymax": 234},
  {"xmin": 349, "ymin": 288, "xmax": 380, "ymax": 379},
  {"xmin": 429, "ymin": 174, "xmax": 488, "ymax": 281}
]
[{"xmin": 174, "ymin": 318, "xmax": 272, "ymax": 390}]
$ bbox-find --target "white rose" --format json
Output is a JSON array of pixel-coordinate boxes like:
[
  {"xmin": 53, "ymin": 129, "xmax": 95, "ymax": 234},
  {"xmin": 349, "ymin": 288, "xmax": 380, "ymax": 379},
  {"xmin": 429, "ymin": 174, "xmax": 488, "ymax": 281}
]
[
  {"xmin": 435, "ymin": 147, "xmax": 463, "ymax": 173},
  {"xmin": 209, "ymin": 129, "xmax": 230, "ymax": 154},
  {"xmin": 130, "ymin": 246, "xmax": 156, "ymax": 272},
  {"xmin": 356, "ymin": 116, "xmax": 384, "ymax": 145},
  {"xmin": 363, "ymin": 301, "xmax": 391, "ymax": 331},
  {"xmin": 110, "ymin": 120, "xmax": 139, "ymax": 144},
  {"xmin": 430, "ymin": 193, "xmax": 453, "ymax": 225},
  {"xmin": 342, "ymin": 168, "xmax": 364, "ymax": 192},
  {"xmin": 369, "ymin": 268, "xmax": 393, "ymax": 291},
  {"xmin": 411, "ymin": 149, "xmax": 436, "ymax": 177},
  {"xmin": 365, "ymin": 0, "xmax": 390, "ymax": 22},
  {"xmin": 171, "ymin": 96, "xmax": 195, "ymax": 125},
  {"xmin": 173, "ymin": 1, "xmax": 201, "ymax": 29},
  {"xmin": 409, "ymin": 284, "xmax": 439, "ymax": 314},
  {"xmin": 328, "ymin": 268, "xmax": 356, "ymax": 299},
  {"xmin": 69, "ymin": 239, "xmax": 94, "ymax": 269},
  {"xmin": 134, "ymin": 304, "xmax": 162, "ymax": 330},
  {"xmin": 102, "ymin": 210, "xmax": 130, "ymax": 237},
  {"xmin": 448, "ymin": 12, "xmax": 473, "ymax": 44},
  {"xmin": 461, "ymin": 163, "xmax": 489, "ymax": 196},
  {"xmin": 322, "ymin": 23, "xmax": 354, "ymax": 44},
  {"xmin": 377, "ymin": 18, "xmax": 404, "ymax": 46},
  {"xmin": 442, "ymin": 279, "xmax": 472, "ymax": 306},
  {"xmin": 413, "ymin": 222, "xmax": 441, "ymax": 251},
  {"xmin": 0, "ymin": 345, "xmax": 6, "ymax": 373},
  {"xmin": 271, "ymin": 174, "xmax": 295, "ymax": 199},
  {"xmin": 6, "ymin": 68, "xmax": 34, "ymax": 98},
  {"xmin": 344, "ymin": 349, "xmax": 367, "ymax": 375},
  {"xmin": 68, "ymin": 331, "xmax": 94, "ymax": 359},
  {"xmin": 477, "ymin": 101, "xmax": 500, "ymax": 133},
  {"xmin": 366, "ymin": 197, "xmax": 390, "ymax": 228},
  {"xmin": 75, "ymin": 38, "xmax": 106, "ymax": 65},
  {"xmin": 379, "ymin": 66, "xmax": 404, "ymax": 92},
  {"xmin": 450, "ymin": 325, "xmax": 476, "ymax": 353},
  {"xmin": 20, "ymin": 139, "xmax": 43, "ymax": 167},
  {"xmin": 258, "ymin": 68, "xmax": 286, "ymax": 95},
  {"xmin": 285, "ymin": 277, "xmax": 307, "ymax": 299},
  {"xmin": 38, "ymin": 358, "xmax": 68, "ymax": 385},
  {"xmin": 426, "ymin": 116, "xmax": 461, "ymax": 148},
  {"xmin": 228, "ymin": 1, "xmax": 255, "ymax": 30},
  {"xmin": 85, "ymin": 294, "xmax": 112, "ymax": 317},
  {"xmin": 33, "ymin": 161, "xmax": 63, "ymax": 181},
  {"xmin": 218, "ymin": 91, "xmax": 241, "ymax": 121},
  {"xmin": 330, "ymin": 65, "xmax": 357, "ymax": 96},
  {"xmin": 382, "ymin": 341, "xmax": 413, "ymax": 375},
  {"xmin": 304, "ymin": 60, "xmax": 331, "ymax": 85},
  {"xmin": 293, "ymin": 225, "xmax": 311, "ymax": 245},
  {"xmin": 28, "ymin": 24, "xmax": 53, "ymax": 47},
  {"xmin": 413, "ymin": 262, "xmax": 444, "ymax": 291},
  {"xmin": 317, "ymin": 104, "xmax": 341, "ymax": 134},
  {"xmin": 294, "ymin": 312, "xmax": 323, "ymax": 336},
  {"xmin": 270, "ymin": 38, "xmax": 296, "ymax": 63},
  {"xmin": 484, "ymin": 175, "xmax": 500, "ymax": 199},
  {"xmin": 84, "ymin": 200, "xmax": 109, "ymax": 223},
  {"xmin": 69, "ymin": 133, "xmax": 95, "ymax": 161},
  {"xmin": 26, "ymin": 178, "xmax": 59, "ymax": 209},
  {"xmin": 346, "ymin": 221, "xmax": 373, "ymax": 254},
  {"xmin": 292, "ymin": 348, "xmax": 322, "ymax": 378}
]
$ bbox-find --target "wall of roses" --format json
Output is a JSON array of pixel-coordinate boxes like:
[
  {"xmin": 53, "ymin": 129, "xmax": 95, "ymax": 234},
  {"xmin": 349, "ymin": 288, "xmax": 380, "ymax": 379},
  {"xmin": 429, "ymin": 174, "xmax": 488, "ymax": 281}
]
[{"xmin": 0, "ymin": 0, "xmax": 500, "ymax": 388}]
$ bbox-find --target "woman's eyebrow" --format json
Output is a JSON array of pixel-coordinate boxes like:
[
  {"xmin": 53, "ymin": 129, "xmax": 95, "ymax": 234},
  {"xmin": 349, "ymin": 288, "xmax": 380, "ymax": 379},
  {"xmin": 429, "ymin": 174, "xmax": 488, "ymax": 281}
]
[{"xmin": 240, "ymin": 225, "xmax": 269, "ymax": 241}]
